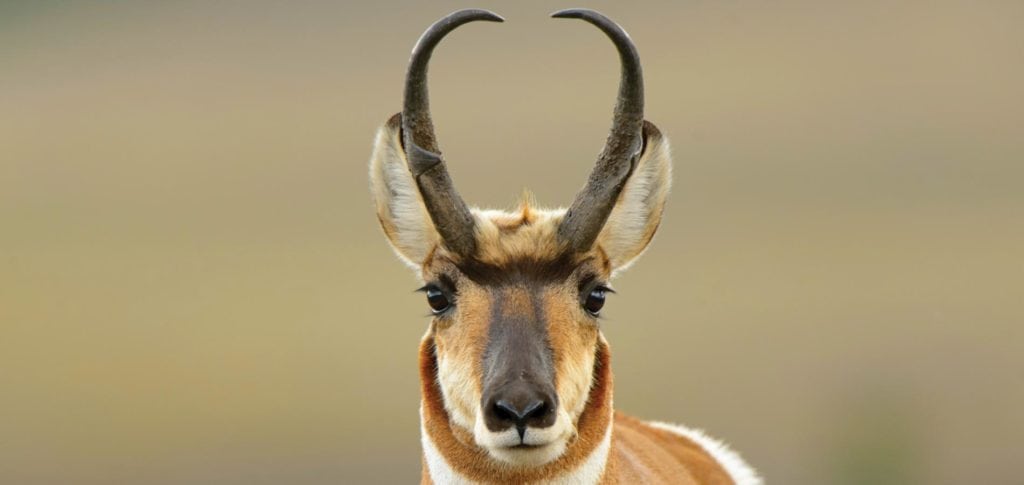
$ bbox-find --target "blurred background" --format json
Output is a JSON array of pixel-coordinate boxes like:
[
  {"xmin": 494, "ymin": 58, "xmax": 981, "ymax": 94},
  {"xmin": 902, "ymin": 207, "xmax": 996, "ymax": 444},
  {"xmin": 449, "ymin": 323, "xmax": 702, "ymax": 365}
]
[{"xmin": 2, "ymin": 1, "xmax": 1022, "ymax": 483}]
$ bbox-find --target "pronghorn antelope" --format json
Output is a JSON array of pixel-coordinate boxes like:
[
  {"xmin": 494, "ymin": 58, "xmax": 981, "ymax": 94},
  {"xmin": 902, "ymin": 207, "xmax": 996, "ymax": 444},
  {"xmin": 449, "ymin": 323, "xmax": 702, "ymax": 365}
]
[{"xmin": 368, "ymin": 8, "xmax": 761, "ymax": 484}]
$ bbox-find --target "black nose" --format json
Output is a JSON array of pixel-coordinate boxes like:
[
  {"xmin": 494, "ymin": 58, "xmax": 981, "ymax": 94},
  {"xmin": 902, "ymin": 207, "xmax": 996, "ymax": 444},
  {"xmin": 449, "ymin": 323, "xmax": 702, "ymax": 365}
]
[{"xmin": 483, "ymin": 382, "xmax": 557, "ymax": 439}]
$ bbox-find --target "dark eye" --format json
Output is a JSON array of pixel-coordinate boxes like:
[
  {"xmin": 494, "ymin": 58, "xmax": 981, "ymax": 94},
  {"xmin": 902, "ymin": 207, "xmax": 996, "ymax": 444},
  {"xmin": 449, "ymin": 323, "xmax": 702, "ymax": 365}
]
[
  {"xmin": 583, "ymin": 287, "xmax": 607, "ymax": 316},
  {"xmin": 425, "ymin": 286, "xmax": 451, "ymax": 314}
]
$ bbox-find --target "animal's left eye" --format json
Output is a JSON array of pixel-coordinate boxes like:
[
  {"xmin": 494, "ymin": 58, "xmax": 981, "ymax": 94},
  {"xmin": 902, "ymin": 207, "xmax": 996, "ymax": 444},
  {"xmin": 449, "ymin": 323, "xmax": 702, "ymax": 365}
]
[{"xmin": 583, "ymin": 287, "xmax": 607, "ymax": 316}]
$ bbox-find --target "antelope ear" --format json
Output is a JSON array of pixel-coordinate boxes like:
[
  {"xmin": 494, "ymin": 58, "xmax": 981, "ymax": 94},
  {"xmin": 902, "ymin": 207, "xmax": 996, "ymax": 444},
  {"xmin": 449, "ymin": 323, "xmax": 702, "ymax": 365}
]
[
  {"xmin": 596, "ymin": 121, "xmax": 672, "ymax": 275},
  {"xmin": 369, "ymin": 114, "xmax": 440, "ymax": 269}
]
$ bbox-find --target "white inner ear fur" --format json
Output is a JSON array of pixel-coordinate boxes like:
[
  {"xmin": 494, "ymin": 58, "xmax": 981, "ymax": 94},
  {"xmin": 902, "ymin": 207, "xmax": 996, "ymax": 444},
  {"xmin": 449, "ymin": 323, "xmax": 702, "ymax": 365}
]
[
  {"xmin": 597, "ymin": 131, "xmax": 672, "ymax": 275},
  {"xmin": 368, "ymin": 119, "xmax": 439, "ymax": 269}
]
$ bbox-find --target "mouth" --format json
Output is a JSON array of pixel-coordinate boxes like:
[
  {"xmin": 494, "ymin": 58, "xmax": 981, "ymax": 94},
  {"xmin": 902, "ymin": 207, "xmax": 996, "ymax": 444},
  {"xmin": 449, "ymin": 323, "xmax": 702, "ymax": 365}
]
[
  {"xmin": 479, "ymin": 433, "xmax": 570, "ymax": 467},
  {"xmin": 483, "ymin": 432, "xmax": 561, "ymax": 451},
  {"xmin": 472, "ymin": 408, "xmax": 573, "ymax": 466}
]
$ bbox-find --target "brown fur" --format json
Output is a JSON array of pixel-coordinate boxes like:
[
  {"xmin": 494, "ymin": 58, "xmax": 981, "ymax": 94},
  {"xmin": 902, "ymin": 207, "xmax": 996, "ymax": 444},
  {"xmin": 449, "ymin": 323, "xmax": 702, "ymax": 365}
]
[
  {"xmin": 419, "ymin": 335, "xmax": 734, "ymax": 484},
  {"xmin": 419, "ymin": 336, "xmax": 614, "ymax": 484},
  {"xmin": 605, "ymin": 414, "xmax": 734, "ymax": 484}
]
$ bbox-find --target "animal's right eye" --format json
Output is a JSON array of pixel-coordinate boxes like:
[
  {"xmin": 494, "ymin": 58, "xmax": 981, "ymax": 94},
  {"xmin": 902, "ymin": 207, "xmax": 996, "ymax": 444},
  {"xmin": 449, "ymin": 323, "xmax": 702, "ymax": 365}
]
[
  {"xmin": 583, "ymin": 287, "xmax": 607, "ymax": 316},
  {"xmin": 425, "ymin": 286, "xmax": 451, "ymax": 314}
]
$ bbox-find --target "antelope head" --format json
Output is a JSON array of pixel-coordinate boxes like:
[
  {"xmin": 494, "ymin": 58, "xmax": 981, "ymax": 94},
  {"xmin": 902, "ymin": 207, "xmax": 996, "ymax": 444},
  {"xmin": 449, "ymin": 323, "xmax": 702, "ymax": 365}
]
[{"xmin": 369, "ymin": 9, "xmax": 671, "ymax": 468}]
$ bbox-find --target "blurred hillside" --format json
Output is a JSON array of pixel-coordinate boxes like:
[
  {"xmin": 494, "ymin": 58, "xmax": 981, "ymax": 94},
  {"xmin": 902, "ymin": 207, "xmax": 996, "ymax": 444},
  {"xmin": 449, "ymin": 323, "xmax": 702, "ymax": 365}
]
[{"xmin": 2, "ymin": 1, "xmax": 1022, "ymax": 483}]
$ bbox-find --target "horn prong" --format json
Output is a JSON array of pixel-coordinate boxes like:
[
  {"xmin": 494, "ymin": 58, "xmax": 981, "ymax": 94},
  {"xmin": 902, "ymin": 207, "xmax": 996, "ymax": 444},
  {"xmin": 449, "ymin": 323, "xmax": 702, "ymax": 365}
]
[{"xmin": 401, "ymin": 9, "xmax": 502, "ymax": 259}]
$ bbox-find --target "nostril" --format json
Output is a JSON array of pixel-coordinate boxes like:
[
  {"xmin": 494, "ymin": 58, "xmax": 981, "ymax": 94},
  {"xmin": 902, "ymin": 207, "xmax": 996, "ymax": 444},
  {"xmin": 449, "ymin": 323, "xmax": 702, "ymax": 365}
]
[
  {"xmin": 521, "ymin": 399, "xmax": 547, "ymax": 421},
  {"xmin": 494, "ymin": 399, "xmax": 550, "ymax": 425},
  {"xmin": 484, "ymin": 391, "xmax": 558, "ymax": 433},
  {"xmin": 493, "ymin": 400, "xmax": 519, "ymax": 423}
]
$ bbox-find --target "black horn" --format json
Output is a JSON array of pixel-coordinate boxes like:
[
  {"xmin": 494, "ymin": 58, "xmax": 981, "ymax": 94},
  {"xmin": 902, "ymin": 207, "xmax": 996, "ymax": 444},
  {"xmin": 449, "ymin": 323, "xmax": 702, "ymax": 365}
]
[
  {"xmin": 551, "ymin": 9, "xmax": 645, "ymax": 253},
  {"xmin": 402, "ymin": 9, "xmax": 503, "ymax": 258}
]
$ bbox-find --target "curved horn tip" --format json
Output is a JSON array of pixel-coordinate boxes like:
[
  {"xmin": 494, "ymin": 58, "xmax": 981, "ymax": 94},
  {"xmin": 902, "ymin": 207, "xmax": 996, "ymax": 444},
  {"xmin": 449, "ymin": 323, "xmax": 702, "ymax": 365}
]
[
  {"xmin": 550, "ymin": 8, "xmax": 601, "ymax": 20},
  {"xmin": 451, "ymin": 8, "xmax": 505, "ymax": 23},
  {"xmin": 550, "ymin": 8, "xmax": 579, "ymax": 19},
  {"xmin": 549, "ymin": 9, "xmax": 637, "ymax": 47}
]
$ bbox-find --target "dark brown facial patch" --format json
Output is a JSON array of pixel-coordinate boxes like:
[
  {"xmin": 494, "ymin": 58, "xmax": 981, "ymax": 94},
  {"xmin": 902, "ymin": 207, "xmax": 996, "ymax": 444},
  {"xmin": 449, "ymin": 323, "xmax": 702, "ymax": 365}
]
[
  {"xmin": 456, "ymin": 252, "xmax": 583, "ymax": 287},
  {"xmin": 459, "ymin": 252, "xmax": 596, "ymax": 435},
  {"xmin": 480, "ymin": 285, "xmax": 558, "ymax": 433},
  {"xmin": 421, "ymin": 246, "xmax": 609, "ymax": 441}
]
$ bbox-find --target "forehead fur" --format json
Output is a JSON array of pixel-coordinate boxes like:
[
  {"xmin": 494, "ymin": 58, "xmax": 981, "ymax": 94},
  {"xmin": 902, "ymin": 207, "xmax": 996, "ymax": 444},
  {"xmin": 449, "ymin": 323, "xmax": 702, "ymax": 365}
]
[
  {"xmin": 425, "ymin": 199, "xmax": 610, "ymax": 285},
  {"xmin": 473, "ymin": 200, "xmax": 565, "ymax": 265}
]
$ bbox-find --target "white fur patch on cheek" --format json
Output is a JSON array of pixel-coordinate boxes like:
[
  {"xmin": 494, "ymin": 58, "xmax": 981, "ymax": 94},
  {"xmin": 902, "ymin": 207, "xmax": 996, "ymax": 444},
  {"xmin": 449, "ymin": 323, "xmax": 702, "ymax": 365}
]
[
  {"xmin": 436, "ymin": 353, "xmax": 479, "ymax": 432},
  {"xmin": 556, "ymin": 344, "xmax": 597, "ymax": 424}
]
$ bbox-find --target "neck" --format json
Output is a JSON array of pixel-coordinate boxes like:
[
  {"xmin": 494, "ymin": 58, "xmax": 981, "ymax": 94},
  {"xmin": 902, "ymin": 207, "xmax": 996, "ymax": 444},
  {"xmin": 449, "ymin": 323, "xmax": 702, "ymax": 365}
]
[{"xmin": 419, "ymin": 336, "xmax": 615, "ymax": 484}]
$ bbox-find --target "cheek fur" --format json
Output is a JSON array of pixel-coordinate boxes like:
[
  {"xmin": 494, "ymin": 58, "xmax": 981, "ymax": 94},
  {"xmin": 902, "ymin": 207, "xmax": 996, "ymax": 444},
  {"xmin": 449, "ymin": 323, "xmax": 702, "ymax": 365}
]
[
  {"xmin": 435, "ymin": 347, "xmax": 479, "ymax": 432},
  {"xmin": 544, "ymin": 290, "xmax": 600, "ymax": 423},
  {"xmin": 430, "ymin": 285, "xmax": 492, "ymax": 433}
]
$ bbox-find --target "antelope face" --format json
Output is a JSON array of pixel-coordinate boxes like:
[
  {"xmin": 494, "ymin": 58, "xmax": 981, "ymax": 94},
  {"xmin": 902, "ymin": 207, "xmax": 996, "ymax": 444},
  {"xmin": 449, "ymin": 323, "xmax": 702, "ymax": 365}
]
[
  {"xmin": 418, "ymin": 211, "xmax": 607, "ymax": 466},
  {"xmin": 369, "ymin": 9, "xmax": 671, "ymax": 467}
]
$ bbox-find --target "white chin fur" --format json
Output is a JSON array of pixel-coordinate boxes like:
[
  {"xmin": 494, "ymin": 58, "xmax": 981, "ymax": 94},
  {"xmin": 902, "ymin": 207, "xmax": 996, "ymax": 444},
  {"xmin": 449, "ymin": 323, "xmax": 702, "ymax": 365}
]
[{"xmin": 472, "ymin": 406, "xmax": 574, "ymax": 467}]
